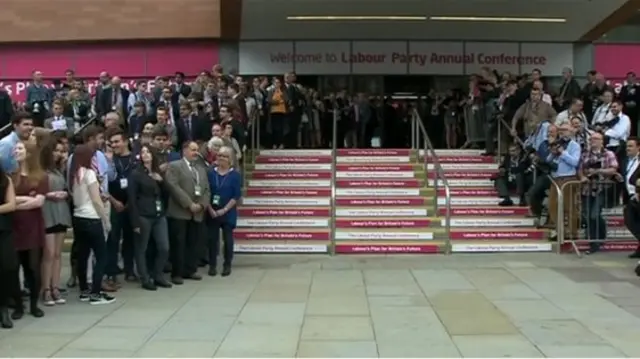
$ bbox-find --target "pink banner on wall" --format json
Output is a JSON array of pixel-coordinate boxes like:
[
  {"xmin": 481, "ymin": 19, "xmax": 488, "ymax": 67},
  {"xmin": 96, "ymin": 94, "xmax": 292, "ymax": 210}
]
[
  {"xmin": 0, "ymin": 42, "xmax": 219, "ymax": 101},
  {"xmin": 594, "ymin": 44, "xmax": 640, "ymax": 78}
]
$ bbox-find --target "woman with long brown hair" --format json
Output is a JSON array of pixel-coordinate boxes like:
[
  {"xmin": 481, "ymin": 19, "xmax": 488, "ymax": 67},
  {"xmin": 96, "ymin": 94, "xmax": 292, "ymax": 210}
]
[
  {"xmin": 40, "ymin": 138, "xmax": 71, "ymax": 306},
  {"xmin": 69, "ymin": 145, "xmax": 115, "ymax": 305},
  {"xmin": 11, "ymin": 141, "xmax": 48, "ymax": 319}
]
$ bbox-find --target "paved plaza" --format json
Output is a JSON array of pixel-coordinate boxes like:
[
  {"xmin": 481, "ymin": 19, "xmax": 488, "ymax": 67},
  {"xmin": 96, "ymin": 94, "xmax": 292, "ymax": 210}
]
[{"xmin": 1, "ymin": 253, "xmax": 640, "ymax": 357}]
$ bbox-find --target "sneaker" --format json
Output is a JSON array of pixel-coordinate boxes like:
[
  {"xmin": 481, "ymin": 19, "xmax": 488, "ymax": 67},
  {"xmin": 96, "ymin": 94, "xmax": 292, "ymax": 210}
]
[
  {"xmin": 52, "ymin": 288, "xmax": 66, "ymax": 305},
  {"xmin": 79, "ymin": 290, "xmax": 91, "ymax": 302},
  {"xmin": 89, "ymin": 292, "xmax": 116, "ymax": 306},
  {"xmin": 42, "ymin": 289, "xmax": 55, "ymax": 307}
]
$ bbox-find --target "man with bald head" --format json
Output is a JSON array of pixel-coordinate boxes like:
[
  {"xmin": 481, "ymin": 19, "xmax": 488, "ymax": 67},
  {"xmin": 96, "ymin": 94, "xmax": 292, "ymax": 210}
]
[{"xmin": 98, "ymin": 75, "xmax": 130, "ymax": 120}]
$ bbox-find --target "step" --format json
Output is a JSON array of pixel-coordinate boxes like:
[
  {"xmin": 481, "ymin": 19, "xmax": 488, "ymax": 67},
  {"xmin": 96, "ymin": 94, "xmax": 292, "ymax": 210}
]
[
  {"xmin": 250, "ymin": 172, "xmax": 331, "ymax": 179},
  {"xmin": 335, "ymin": 218, "xmax": 432, "ymax": 228},
  {"xmin": 450, "ymin": 229, "xmax": 548, "ymax": 240},
  {"xmin": 336, "ymin": 180, "xmax": 424, "ymax": 188},
  {"xmin": 438, "ymin": 188, "xmax": 501, "ymax": 196},
  {"xmin": 335, "ymin": 208, "xmax": 429, "ymax": 217},
  {"xmin": 602, "ymin": 207, "xmax": 623, "ymax": 216},
  {"xmin": 428, "ymin": 170, "xmax": 496, "ymax": 179},
  {"xmin": 337, "ymin": 149, "xmax": 412, "ymax": 156},
  {"xmin": 335, "ymin": 241, "xmax": 442, "ymax": 254},
  {"xmin": 242, "ymin": 197, "xmax": 330, "ymax": 206},
  {"xmin": 424, "ymin": 149, "xmax": 486, "ymax": 156},
  {"xmin": 336, "ymin": 188, "xmax": 433, "ymax": 196},
  {"xmin": 336, "ymin": 171, "xmax": 417, "ymax": 179},
  {"xmin": 235, "ymin": 229, "xmax": 331, "ymax": 241},
  {"xmin": 236, "ymin": 218, "xmax": 330, "ymax": 227},
  {"xmin": 429, "ymin": 179, "xmax": 494, "ymax": 186},
  {"xmin": 337, "ymin": 156, "xmax": 411, "ymax": 163},
  {"xmin": 255, "ymin": 163, "xmax": 332, "ymax": 170},
  {"xmin": 335, "ymin": 164, "xmax": 420, "ymax": 171},
  {"xmin": 438, "ymin": 206, "xmax": 530, "ymax": 216},
  {"xmin": 428, "ymin": 155, "xmax": 495, "ymax": 164},
  {"xmin": 235, "ymin": 240, "xmax": 329, "ymax": 253},
  {"xmin": 244, "ymin": 188, "xmax": 331, "ymax": 197},
  {"xmin": 237, "ymin": 207, "xmax": 331, "ymax": 217},
  {"xmin": 427, "ymin": 163, "xmax": 499, "ymax": 170},
  {"xmin": 560, "ymin": 240, "xmax": 637, "ymax": 253},
  {"xmin": 451, "ymin": 241, "xmax": 553, "ymax": 253},
  {"xmin": 258, "ymin": 149, "xmax": 332, "ymax": 156},
  {"xmin": 438, "ymin": 196, "xmax": 519, "ymax": 206},
  {"xmin": 447, "ymin": 217, "xmax": 535, "ymax": 227},
  {"xmin": 335, "ymin": 197, "xmax": 432, "ymax": 206},
  {"xmin": 335, "ymin": 228, "xmax": 434, "ymax": 240},
  {"xmin": 255, "ymin": 156, "xmax": 332, "ymax": 164},
  {"xmin": 248, "ymin": 179, "xmax": 331, "ymax": 187}
]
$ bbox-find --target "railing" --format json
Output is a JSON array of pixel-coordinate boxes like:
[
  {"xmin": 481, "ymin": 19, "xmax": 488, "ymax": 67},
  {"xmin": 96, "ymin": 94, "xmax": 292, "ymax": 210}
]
[
  {"xmin": 411, "ymin": 110, "xmax": 452, "ymax": 254},
  {"xmin": 497, "ymin": 118, "xmax": 564, "ymax": 253},
  {"xmin": 330, "ymin": 108, "xmax": 338, "ymax": 255}
]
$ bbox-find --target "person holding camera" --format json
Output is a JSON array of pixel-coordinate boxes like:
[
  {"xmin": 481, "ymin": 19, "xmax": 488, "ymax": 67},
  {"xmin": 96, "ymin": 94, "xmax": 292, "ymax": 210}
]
[
  {"xmin": 511, "ymin": 89, "xmax": 557, "ymax": 145},
  {"xmin": 525, "ymin": 121, "xmax": 555, "ymax": 221},
  {"xmin": 494, "ymin": 144, "xmax": 531, "ymax": 206},
  {"xmin": 545, "ymin": 124, "xmax": 582, "ymax": 238},
  {"xmin": 579, "ymin": 132, "xmax": 619, "ymax": 254},
  {"xmin": 616, "ymin": 138, "xmax": 640, "ymax": 259}
]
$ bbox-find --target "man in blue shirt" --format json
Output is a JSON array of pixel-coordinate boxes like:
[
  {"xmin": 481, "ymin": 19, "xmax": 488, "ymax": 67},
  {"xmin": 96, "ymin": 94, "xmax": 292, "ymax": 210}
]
[
  {"xmin": 0, "ymin": 112, "xmax": 34, "ymax": 173},
  {"xmin": 528, "ymin": 123, "xmax": 557, "ymax": 220}
]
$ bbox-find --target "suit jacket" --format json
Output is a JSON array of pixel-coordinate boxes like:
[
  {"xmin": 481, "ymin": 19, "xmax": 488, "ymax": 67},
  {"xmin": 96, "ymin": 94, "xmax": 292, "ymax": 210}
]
[
  {"xmin": 555, "ymin": 78, "xmax": 581, "ymax": 111},
  {"xmin": 176, "ymin": 115, "xmax": 208, "ymax": 146},
  {"xmin": 98, "ymin": 87, "xmax": 130, "ymax": 119},
  {"xmin": 165, "ymin": 159, "xmax": 210, "ymax": 222},
  {"xmin": 232, "ymin": 94, "xmax": 248, "ymax": 123},
  {"xmin": 619, "ymin": 156, "xmax": 640, "ymax": 205},
  {"xmin": 172, "ymin": 83, "xmax": 192, "ymax": 104},
  {"xmin": 44, "ymin": 116, "xmax": 75, "ymax": 138}
]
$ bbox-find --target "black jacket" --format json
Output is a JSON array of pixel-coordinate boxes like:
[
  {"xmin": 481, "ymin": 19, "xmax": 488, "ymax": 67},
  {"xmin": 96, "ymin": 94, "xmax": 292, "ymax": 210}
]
[
  {"xmin": 127, "ymin": 166, "xmax": 169, "ymax": 229},
  {"xmin": 0, "ymin": 90, "xmax": 14, "ymax": 128}
]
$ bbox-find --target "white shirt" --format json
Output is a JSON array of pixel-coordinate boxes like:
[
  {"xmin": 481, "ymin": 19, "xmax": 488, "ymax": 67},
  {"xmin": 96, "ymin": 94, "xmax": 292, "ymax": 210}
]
[
  {"xmin": 627, "ymin": 156, "xmax": 639, "ymax": 197},
  {"xmin": 542, "ymin": 93, "xmax": 552, "ymax": 106},
  {"xmin": 604, "ymin": 112, "xmax": 631, "ymax": 148},
  {"xmin": 592, "ymin": 103, "xmax": 613, "ymax": 126},
  {"xmin": 73, "ymin": 168, "xmax": 100, "ymax": 219},
  {"xmin": 555, "ymin": 110, "xmax": 586, "ymax": 127}
]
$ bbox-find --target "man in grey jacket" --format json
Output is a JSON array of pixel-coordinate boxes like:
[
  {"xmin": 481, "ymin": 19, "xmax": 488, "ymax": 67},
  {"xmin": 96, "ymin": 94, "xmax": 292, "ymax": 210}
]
[{"xmin": 43, "ymin": 100, "xmax": 75, "ymax": 138}]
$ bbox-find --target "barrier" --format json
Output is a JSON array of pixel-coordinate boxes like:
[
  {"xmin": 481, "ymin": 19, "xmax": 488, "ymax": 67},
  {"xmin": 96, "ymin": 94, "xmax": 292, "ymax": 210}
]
[{"xmin": 558, "ymin": 178, "xmax": 632, "ymax": 256}]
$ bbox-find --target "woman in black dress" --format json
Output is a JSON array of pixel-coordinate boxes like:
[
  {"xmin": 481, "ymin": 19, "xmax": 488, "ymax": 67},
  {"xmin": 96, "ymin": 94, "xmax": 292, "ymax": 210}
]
[{"xmin": 0, "ymin": 162, "xmax": 18, "ymax": 328}]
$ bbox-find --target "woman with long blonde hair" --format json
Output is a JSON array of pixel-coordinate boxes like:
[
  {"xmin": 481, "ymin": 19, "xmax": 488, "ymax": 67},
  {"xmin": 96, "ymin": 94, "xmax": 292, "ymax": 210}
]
[{"xmin": 11, "ymin": 142, "xmax": 48, "ymax": 319}]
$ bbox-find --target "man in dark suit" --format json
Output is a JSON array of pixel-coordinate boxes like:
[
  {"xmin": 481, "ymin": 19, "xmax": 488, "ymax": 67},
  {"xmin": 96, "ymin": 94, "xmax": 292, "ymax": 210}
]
[
  {"xmin": 620, "ymin": 72, "xmax": 640, "ymax": 136},
  {"xmin": 98, "ymin": 76, "xmax": 129, "ymax": 120},
  {"xmin": 176, "ymin": 103, "xmax": 207, "ymax": 145},
  {"xmin": 617, "ymin": 137, "xmax": 640, "ymax": 258},
  {"xmin": 228, "ymin": 84, "xmax": 248, "ymax": 123},
  {"xmin": 172, "ymin": 72, "xmax": 192, "ymax": 104},
  {"xmin": 155, "ymin": 86, "xmax": 179, "ymax": 125},
  {"xmin": 554, "ymin": 67, "xmax": 581, "ymax": 112}
]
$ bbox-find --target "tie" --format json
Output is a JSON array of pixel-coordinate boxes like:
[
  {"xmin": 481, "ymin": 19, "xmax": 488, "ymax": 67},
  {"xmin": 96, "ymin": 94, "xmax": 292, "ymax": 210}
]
[{"xmin": 186, "ymin": 118, "xmax": 192, "ymax": 138}]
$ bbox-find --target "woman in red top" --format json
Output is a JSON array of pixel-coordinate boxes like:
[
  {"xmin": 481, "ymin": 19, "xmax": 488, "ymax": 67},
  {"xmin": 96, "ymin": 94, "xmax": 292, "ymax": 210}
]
[{"xmin": 11, "ymin": 141, "xmax": 48, "ymax": 319}]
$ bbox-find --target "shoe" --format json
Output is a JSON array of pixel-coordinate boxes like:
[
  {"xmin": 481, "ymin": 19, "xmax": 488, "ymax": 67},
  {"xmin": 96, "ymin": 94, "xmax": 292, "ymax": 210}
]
[
  {"xmin": 171, "ymin": 276, "xmax": 184, "ymax": 285},
  {"xmin": 221, "ymin": 266, "xmax": 231, "ymax": 277},
  {"xmin": 79, "ymin": 290, "xmax": 91, "ymax": 302},
  {"xmin": 141, "ymin": 280, "xmax": 157, "ymax": 291},
  {"xmin": 0, "ymin": 307, "xmax": 12, "ymax": 329},
  {"xmin": 10, "ymin": 308, "xmax": 23, "ymax": 321},
  {"xmin": 42, "ymin": 289, "xmax": 55, "ymax": 307},
  {"xmin": 89, "ymin": 292, "xmax": 116, "ymax": 306},
  {"xmin": 183, "ymin": 273, "xmax": 202, "ymax": 281},
  {"xmin": 154, "ymin": 277, "xmax": 172, "ymax": 288},
  {"xmin": 635, "ymin": 263, "xmax": 640, "ymax": 277},
  {"xmin": 629, "ymin": 251, "xmax": 640, "ymax": 259},
  {"xmin": 208, "ymin": 267, "xmax": 218, "ymax": 277},
  {"xmin": 498, "ymin": 198, "xmax": 514, "ymax": 206},
  {"xmin": 52, "ymin": 288, "xmax": 66, "ymax": 305},
  {"xmin": 30, "ymin": 304, "xmax": 44, "ymax": 318}
]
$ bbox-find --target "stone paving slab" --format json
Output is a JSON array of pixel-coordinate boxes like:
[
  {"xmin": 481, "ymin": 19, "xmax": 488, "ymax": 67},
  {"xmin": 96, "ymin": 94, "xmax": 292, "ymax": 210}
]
[{"xmin": 0, "ymin": 252, "xmax": 639, "ymax": 357}]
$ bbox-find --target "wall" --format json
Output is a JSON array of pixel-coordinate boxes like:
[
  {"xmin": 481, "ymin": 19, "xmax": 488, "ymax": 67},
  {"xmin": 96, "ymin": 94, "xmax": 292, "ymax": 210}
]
[
  {"xmin": 594, "ymin": 43, "xmax": 640, "ymax": 91},
  {"xmin": 0, "ymin": 0, "xmax": 221, "ymax": 42},
  {"xmin": 0, "ymin": 41, "xmax": 220, "ymax": 101}
]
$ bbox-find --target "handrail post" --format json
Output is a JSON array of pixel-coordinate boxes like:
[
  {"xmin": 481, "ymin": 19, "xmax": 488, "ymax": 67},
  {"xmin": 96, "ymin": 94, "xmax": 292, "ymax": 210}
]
[
  {"xmin": 329, "ymin": 108, "xmax": 338, "ymax": 256},
  {"xmin": 496, "ymin": 118, "xmax": 501, "ymax": 163}
]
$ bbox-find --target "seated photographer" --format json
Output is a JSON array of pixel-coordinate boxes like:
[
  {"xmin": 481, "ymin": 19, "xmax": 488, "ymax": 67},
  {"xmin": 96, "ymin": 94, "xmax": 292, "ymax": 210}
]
[
  {"xmin": 527, "ymin": 124, "xmax": 556, "ymax": 220},
  {"xmin": 495, "ymin": 144, "xmax": 530, "ymax": 206},
  {"xmin": 579, "ymin": 132, "xmax": 618, "ymax": 254},
  {"xmin": 545, "ymin": 124, "xmax": 582, "ymax": 238}
]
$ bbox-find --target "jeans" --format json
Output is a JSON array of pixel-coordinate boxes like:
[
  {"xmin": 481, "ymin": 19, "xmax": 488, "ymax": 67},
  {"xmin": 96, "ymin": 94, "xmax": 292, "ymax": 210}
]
[
  {"xmin": 207, "ymin": 220, "xmax": 234, "ymax": 268},
  {"xmin": 107, "ymin": 209, "xmax": 134, "ymax": 277},
  {"xmin": 582, "ymin": 194, "xmax": 606, "ymax": 251},
  {"xmin": 270, "ymin": 113, "xmax": 286, "ymax": 148},
  {"xmin": 72, "ymin": 217, "xmax": 106, "ymax": 294},
  {"xmin": 134, "ymin": 216, "xmax": 170, "ymax": 281}
]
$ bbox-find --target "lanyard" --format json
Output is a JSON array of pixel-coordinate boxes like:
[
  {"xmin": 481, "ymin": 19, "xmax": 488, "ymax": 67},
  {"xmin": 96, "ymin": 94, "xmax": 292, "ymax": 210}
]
[
  {"xmin": 114, "ymin": 155, "xmax": 132, "ymax": 176},
  {"xmin": 215, "ymin": 171, "xmax": 229, "ymax": 189}
]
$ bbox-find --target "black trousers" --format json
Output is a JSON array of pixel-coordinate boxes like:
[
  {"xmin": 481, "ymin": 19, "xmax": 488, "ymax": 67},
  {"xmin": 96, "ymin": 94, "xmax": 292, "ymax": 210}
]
[
  {"xmin": 168, "ymin": 218, "xmax": 203, "ymax": 277},
  {"xmin": 17, "ymin": 249, "xmax": 41, "ymax": 304},
  {"xmin": 0, "ymin": 269, "xmax": 20, "ymax": 309},
  {"xmin": 207, "ymin": 220, "xmax": 234, "ymax": 268},
  {"xmin": 528, "ymin": 175, "xmax": 552, "ymax": 217},
  {"xmin": 624, "ymin": 202, "xmax": 640, "ymax": 249},
  {"xmin": 495, "ymin": 173, "xmax": 531, "ymax": 200},
  {"xmin": 286, "ymin": 112, "xmax": 302, "ymax": 148},
  {"xmin": 270, "ymin": 113, "xmax": 286, "ymax": 148}
]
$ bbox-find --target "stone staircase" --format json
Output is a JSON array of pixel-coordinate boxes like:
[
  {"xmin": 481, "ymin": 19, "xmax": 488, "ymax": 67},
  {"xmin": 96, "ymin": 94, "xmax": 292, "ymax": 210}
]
[
  {"xmin": 429, "ymin": 149, "xmax": 553, "ymax": 253},
  {"xmin": 239, "ymin": 150, "xmax": 332, "ymax": 253},
  {"xmin": 333, "ymin": 149, "xmax": 441, "ymax": 254}
]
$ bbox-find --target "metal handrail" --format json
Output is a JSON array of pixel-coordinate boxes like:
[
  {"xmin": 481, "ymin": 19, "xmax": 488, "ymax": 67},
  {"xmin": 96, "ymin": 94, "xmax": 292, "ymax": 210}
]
[
  {"xmin": 411, "ymin": 110, "xmax": 452, "ymax": 254},
  {"xmin": 329, "ymin": 107, "xmax": 338, "ymax": 255},
  {"xmin": 0, "ymin": 123, "xmax": 12, "ymax": 137},
  {"xmin": 497, "ymin": 117, "xmax": 564, "ymax": 253}
]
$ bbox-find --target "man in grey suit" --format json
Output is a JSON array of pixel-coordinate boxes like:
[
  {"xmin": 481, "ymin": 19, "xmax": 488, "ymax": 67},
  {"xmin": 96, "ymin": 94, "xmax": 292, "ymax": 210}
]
[
  {"xmin": 43, "ymin": 100, "xmax": 76, "ymax": 139},
  {"xmin": 165, "ymin": 141, "xmax": 211, "ymax": 284}
]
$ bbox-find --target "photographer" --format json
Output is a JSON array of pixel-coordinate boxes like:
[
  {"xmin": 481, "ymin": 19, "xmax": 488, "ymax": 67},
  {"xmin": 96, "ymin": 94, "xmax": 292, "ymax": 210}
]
[
  {"xmin": 527, "ymin": 124, "xmax": 557, "ymax": 221},
  {"xmin": 594, "ymin": 100, "xmax": 630, "ymax": 156},
  {"xmin": 511, "ymin": 89, "xmax": 556, "ymax": 143},
  {"xmin": 579, "ymin": 132, "xmax": 618, "ymax": 254},
  {"xmin": 545, "ymin": 124, "xmax": 582, "ymax": 238},
  {"xmin": 478, "ymin": 72, "xmax": 501, "ymax": 156},
  {"xmin": 495, "ymin": 144, "xmax": 530, "ymax": 206}
]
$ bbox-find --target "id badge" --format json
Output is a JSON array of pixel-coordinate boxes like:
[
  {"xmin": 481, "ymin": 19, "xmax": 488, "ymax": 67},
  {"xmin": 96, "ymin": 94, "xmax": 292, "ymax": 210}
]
[
  {"xmin": 194, "ymin": 185, "xmax": 202, "ymax": 197},
  {"xmin": 155, "ymin": 200, "xmax": 162, "ymax": 213},
  {"xmin": 119, "ymin": 178, "xmax": 128, "ymax": 189},
  {"xmin": 212, "ymin": 195, "xmax": 220, "ymax": 206}
]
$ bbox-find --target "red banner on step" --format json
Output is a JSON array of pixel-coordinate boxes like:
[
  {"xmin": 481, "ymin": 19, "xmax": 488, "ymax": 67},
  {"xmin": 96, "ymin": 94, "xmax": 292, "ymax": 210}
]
[
  {"xmin": 438, "ymin": 207, "xmax": 530, "ymax": 216},
  {"xmin": 450, "ymin": 231, "xmax": 546, "ymax": 240},
  {"xmin": 335, "ymin": 198, "xmax": 426, "ymax": 206},
  {"xmin": 250, "ymin": 172, "xmax": 332, "ymax": 179},
  {"xmin": 255, "ymin": 157, "xmax": 332, "ymax": 163},
  {"xmin": 433, "ymin": 156, "xmax": 496, "ymax": 163},
  {"xmin": 336, "ymin": 164, "xmax": 415, "ymax": 171},
  {"xmin": 437, "ymin": 188, "xmax": 499, "ymax": 196},
  {"xmin": 335, "ymin": 219, "xmax": 432, "ymax": 228},
  {"xmin": 336, "ymin": 180, "xmax": 422, "ymax": 188},
  {"xmin": 245, "ymin": 189, "xmax": 332, "ymax": 196},
  {"xmin": 427, "ymin": 171, "xmax": 497, "ymax": 179},
  {"xmin": 235, "ymin": 231, "xmax": 331, "ymax": 240},
  {"xmin": 337, "ymin": 149, "xmax": 411, "ymax": 156},
  {"xmin": 561, "ymin": 241, "xmax": 637, "ymax": 252},
  {"xmin": 335, "ymin": 244, "xmax": 439, "ymax": 254},
  {"xmin": 238, "ymin": 208, "xmax": 331, "ymax": 217}
]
